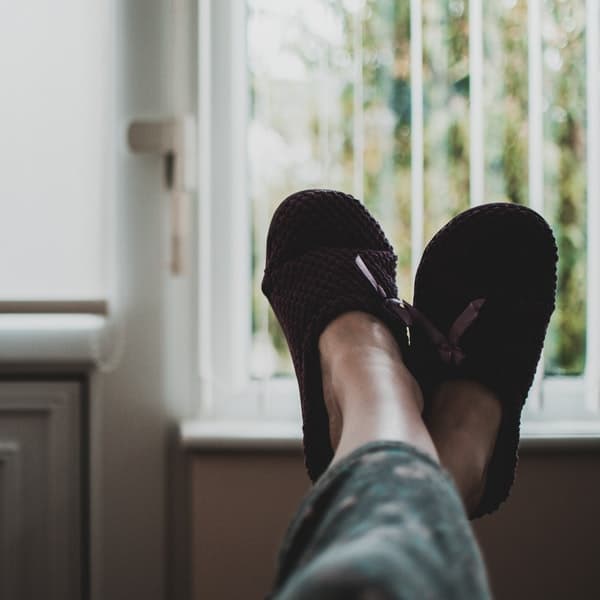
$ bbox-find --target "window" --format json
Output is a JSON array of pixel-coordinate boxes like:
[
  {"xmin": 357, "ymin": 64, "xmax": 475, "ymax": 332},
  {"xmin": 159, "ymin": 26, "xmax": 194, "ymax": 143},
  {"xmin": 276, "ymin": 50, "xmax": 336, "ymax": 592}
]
[{"xmin": 199, "ymin": 0, "xmax": 600, "ymax": 431}]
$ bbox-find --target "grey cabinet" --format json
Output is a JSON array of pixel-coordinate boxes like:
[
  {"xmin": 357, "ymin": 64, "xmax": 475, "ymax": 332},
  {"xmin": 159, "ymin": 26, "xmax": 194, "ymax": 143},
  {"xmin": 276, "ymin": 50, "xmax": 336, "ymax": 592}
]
[{"xmin": 0, "ymin": 381, "xmax": 83, "ymax": 600}]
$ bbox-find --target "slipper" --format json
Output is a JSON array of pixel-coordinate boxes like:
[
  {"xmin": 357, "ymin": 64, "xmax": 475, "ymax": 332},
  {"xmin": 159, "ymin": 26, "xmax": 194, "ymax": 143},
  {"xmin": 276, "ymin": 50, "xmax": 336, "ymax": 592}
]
[
  {"xmin": 262, "ymin": 189, "xmax": 411, "ymax": 482},
  {"xmin": 408, "ymin": 202, "xmax": 557, "ymax": 517}
]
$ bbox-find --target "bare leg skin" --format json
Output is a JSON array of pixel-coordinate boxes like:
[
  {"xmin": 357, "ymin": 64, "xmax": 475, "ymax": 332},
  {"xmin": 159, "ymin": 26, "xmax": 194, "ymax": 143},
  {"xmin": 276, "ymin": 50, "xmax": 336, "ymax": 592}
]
[
  {"xmin": 274, "ymin": 312, "xmax": 495, "ymax": 600},
  {"xmin": 318, "ymin": 311, "xmax": 501, "ymax": 517},
  {"xmin": 318, "ymin": 311, "xmax": 439, "ymax": 466},
  {"xmin": 426, "ymin": 381, "xmax": 502, "ymax": 516}
]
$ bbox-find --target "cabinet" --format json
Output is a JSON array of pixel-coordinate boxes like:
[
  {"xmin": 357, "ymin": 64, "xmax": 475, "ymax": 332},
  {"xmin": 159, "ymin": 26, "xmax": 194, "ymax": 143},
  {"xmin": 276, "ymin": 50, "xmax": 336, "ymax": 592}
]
[{"xmin": 0, "ymin": 380, "xmax": 83, "ymax": 600}]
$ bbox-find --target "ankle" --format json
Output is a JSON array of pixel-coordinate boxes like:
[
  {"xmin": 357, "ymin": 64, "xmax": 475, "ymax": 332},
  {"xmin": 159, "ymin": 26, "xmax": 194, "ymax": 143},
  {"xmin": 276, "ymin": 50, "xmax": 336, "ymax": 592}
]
[
  {"xmin": 319, "ymin": 312, "xmax": 423, "ymax": 419},
  {"xmin": 319, "ymin": 311, "xmax": 404, "ymax": 367},
  {"xmin": 318, "ymin": 312, "xmax": 436, "ymax": 463}
]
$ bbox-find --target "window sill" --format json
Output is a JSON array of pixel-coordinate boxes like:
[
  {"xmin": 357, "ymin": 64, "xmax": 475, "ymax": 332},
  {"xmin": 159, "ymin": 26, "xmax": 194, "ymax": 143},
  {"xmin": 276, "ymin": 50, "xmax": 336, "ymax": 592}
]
[
  {"xmin": 520, "ymin": 420, "xmax": 600, "ymax": 450},
  {"xmin": 180, "ymin": 420, "xmax": 303, "ymax": 451},
  {"xmin": 179, "ymin": 418, "xmax": 600, "ymax": 452},
  {"xmin": 0, "ymin": 314, "xmax": 107, "ymax": 365}
]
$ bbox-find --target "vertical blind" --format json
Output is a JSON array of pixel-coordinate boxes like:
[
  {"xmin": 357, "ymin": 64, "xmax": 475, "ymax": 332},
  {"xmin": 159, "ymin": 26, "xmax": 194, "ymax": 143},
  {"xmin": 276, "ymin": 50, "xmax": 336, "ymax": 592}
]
[{"xmin": 248, "ymin": 0, "xmax": 592, "ymax": 385}]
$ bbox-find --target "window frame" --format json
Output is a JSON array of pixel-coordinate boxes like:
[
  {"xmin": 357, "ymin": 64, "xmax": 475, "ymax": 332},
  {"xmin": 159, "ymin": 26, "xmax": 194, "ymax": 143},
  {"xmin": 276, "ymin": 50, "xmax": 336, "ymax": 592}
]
[{"xmin": 194, "ymin": 0, "xmax": 600, "ymax": 433}]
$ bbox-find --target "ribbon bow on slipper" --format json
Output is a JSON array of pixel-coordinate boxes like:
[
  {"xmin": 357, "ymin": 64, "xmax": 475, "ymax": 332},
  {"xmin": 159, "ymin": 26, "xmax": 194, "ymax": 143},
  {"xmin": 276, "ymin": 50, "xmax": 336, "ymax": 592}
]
[{"xmin": 355, "ymin": 254, "xmax": 485, "ymax": 366}]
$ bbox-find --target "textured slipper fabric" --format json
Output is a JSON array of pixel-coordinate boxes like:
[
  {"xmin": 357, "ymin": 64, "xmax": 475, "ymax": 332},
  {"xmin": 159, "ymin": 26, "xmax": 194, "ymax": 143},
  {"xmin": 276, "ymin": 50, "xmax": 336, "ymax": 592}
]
[
  {"xmin": 411, "ymin": 202, "xmax": 558, "ymax": 518},
  {"xmin": 262, "ymin": 189, "xmax": 409, "ymax": 482}
]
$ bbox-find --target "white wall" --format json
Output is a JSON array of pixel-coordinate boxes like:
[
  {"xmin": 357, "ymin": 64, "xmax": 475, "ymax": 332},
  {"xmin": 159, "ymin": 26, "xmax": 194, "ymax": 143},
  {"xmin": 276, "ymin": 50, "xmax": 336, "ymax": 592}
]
[{"xmin": 92, "ymin": 1, "xmax": 196, "ymax": 598}]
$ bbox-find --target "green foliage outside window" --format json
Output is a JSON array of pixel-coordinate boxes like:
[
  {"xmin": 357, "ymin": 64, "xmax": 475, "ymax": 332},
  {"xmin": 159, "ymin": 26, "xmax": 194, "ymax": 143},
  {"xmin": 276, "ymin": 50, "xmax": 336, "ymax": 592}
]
[{"xmin": 248, "ymin": 0, "xmax": 587, "ymax": 378}]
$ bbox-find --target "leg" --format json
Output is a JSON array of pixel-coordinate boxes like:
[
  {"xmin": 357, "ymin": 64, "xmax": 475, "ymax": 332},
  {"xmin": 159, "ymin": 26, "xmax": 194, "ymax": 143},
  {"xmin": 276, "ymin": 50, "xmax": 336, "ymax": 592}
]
[
  {"xmin": 271, "ymin": 312, "xmax": 493, "ymax": 599},
  {"xmin": 319, "ymin": 311, "xmax": 438, "ymax": 466},
  {"xmin": 426, "ymin": 381, "xmax": 502, "ymax": 516}
]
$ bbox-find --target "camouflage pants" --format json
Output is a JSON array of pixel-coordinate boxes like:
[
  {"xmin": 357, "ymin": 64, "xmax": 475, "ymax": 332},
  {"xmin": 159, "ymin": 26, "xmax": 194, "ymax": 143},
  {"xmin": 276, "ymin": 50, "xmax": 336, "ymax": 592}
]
[{"xmin": 270, "ymin": 441, "xmax": 492, "ymax": 600}]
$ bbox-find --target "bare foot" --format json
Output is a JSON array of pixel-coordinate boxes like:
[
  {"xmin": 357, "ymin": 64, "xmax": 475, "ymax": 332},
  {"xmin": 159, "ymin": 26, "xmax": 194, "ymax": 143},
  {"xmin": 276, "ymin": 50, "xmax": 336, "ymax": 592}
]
[
  {"xmin": 426, "ymin": 380, "xmax": 502, "ymax": 516},
  {"xmin": 318, "ymin": 311, "xmax": 437, "ymax": 465}
]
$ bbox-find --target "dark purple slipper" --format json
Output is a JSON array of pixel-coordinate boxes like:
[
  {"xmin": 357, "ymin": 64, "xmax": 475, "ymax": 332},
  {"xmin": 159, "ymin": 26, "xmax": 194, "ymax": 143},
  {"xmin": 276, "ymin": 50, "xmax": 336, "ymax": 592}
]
[
  {"xmin": 408, "ymin": 203, "xmax": 557, "ymax": 518},
  {"xmin": 262, "ymin": 189, "xmax": 410, "ymax": 482}
]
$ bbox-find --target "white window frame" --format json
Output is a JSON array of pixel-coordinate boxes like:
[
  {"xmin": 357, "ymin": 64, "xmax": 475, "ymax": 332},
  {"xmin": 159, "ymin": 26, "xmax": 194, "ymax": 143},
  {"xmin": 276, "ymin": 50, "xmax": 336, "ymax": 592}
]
[
  {"xmin": 195, "ymin": 0, "xmax": 301, "ymax": 423},
  {"xmin": 193, "ymin": 0, "xmax": 600, "ymax": 436}
]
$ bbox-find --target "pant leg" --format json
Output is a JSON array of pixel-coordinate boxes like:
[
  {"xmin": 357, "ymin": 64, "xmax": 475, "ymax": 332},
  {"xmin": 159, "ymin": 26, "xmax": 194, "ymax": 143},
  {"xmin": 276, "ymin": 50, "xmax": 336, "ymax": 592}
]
[{"xmin": 270, "ymin": 441, "xmax": 492, "ymax": 600}]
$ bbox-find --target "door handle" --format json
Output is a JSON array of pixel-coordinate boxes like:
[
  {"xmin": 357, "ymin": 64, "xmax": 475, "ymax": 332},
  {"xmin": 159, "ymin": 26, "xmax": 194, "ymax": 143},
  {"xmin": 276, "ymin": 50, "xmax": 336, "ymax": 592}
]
[{"xmin": 127, "ymin": 116, "xmax": 196, "ymax": 274}]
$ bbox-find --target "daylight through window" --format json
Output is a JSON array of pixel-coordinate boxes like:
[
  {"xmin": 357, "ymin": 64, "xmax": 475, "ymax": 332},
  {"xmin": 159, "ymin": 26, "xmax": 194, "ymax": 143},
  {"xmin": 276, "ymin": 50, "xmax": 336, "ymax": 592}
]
[{"xmin": 247, "ymin": 0, "xmax": 591, "ymax": 404}]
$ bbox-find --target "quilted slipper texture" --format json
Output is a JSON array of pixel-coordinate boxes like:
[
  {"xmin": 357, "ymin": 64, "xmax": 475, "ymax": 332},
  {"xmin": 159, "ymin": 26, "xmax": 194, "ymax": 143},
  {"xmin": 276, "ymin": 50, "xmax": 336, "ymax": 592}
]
[
  {"xmin": 262, "ymin": 189, "xmax": 409, "ymax": 482},
  {"xmin": 411, "ymin": 202, "xmax": 557, "ymax": 518}
]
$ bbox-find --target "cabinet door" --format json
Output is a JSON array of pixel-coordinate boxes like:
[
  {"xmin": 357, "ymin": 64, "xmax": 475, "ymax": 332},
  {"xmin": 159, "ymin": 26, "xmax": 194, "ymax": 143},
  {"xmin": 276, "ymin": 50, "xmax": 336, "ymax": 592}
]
[{"xmin": 0, "ymin": 381, "xmax": 82, "ymax": 600}]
